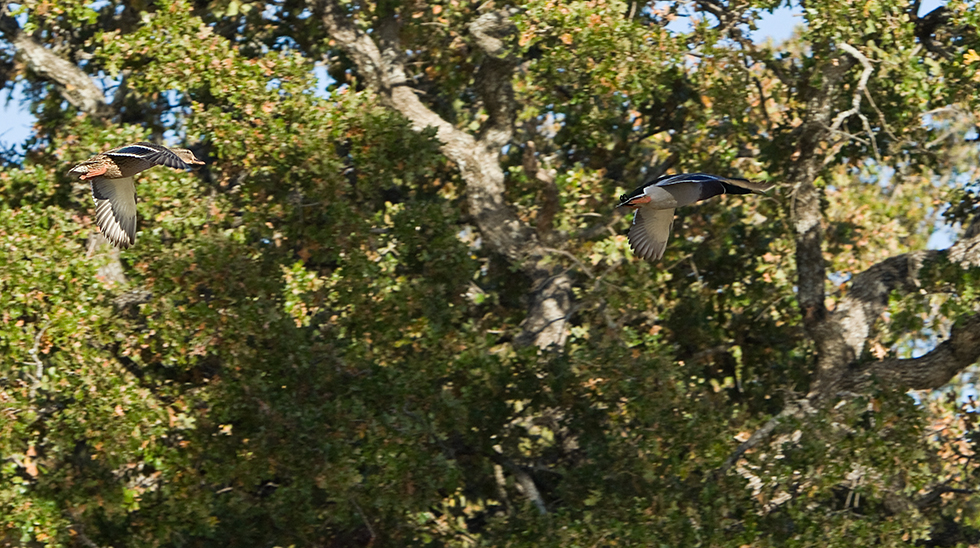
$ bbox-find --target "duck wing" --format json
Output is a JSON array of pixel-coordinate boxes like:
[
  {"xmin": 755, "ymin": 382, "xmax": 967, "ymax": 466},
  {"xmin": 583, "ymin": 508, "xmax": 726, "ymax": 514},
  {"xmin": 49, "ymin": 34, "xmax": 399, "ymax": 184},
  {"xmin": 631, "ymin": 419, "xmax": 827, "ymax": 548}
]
[
  {"xmin": 91, "ymin": 176, "xmax": 138, "ymax": 248},
  {"xmin": 619, "ymin": 173, "xmax": 773, "ymax": 207},
  {"xmin": 628, "ymin": 207, "xmax": 675, "ymax": 262},
  {"xmin": 657, "ymin": 173, "xmax": 773, "ymax": 200},
  {"xmin": 105, "ymin": 142, "xmax": 195, "ymax": 172}
]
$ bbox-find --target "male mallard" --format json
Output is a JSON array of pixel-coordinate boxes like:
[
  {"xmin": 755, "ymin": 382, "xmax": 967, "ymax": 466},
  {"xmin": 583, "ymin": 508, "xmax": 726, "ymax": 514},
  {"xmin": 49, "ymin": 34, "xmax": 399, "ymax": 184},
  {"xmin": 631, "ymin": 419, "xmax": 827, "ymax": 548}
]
[
  {"xmin": 617, "ymin": 173, "xmax": 773, "ymax": 262},
  {"xmin": 69, "ymin": 142, "xmax": 205, "ymax": 248}
]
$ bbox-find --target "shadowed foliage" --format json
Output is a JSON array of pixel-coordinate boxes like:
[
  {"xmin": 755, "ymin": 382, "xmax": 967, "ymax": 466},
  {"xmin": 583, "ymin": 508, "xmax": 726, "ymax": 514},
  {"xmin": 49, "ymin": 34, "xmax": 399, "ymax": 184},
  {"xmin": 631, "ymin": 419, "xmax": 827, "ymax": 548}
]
[{"xmin": 1, "ymin": 0, "xmax": 980, "ymax": 546}]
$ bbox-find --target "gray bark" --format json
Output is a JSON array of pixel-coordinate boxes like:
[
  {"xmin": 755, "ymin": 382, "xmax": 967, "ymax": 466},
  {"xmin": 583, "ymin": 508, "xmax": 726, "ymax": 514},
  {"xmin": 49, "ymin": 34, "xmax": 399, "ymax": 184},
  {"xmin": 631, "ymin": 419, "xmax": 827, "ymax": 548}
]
[
  {"xmin": 318, "ymin": 2, "xmax": 573, "ymax": 349},
  {"xmin": 0, "ymin": 13, "xmax": 110, "ymax": 117},
  {"xmin": 722, "ymin": 41, "xmax": 980, "ymax": 469}
]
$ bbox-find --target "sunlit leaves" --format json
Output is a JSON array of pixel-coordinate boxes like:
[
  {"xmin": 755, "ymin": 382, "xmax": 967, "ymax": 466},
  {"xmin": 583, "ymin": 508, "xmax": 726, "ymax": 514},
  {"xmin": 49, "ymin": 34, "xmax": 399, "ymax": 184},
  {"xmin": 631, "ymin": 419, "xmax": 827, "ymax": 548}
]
[{"xmin": 2, "ymin": 0, "xmax": 980, "ymax": 545}]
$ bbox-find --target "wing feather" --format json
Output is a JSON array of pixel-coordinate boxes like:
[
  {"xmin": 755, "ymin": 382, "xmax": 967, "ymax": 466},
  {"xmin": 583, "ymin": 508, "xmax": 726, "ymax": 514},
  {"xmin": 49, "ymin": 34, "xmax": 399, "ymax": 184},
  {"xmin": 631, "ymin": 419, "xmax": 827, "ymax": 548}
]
[
  {"xmin": 91, "ymin": 177, "xmax": 137, "ymax": 248},
  {"xmin": 656, "ymin": 173, "xmax": 772, "ymax": 192},
  {"xmin": 720, "ymin": 177, "xmax": 774, "ymax": 193},
  {"xmin": 106, "ymin": 142, "xmax": 193, "ymax": 170},
  {"xmin": 628, "ymin": 208, "xmax": 675, "ymax": 262},
  {"xmin": 620, "ymin": 173, "xmax": 773, "ymax": 207}
]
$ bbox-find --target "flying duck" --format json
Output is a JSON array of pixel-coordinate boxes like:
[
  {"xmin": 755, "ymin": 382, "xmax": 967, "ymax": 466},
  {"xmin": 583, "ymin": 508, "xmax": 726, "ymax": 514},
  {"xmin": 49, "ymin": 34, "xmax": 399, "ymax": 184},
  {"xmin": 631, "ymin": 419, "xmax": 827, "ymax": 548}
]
[
  {"xmin": 69, "ymin": 142, "xmax": 205, "ymax": 248},
  {"xmin": 617, "ymin": 173, "xmax": 773, "ymax": 262}
]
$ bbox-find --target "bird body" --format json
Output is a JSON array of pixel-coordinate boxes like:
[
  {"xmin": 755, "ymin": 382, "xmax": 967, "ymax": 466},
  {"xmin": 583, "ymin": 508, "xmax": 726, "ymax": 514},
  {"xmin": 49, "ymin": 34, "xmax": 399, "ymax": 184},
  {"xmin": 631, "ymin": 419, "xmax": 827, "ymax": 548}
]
[
  {"xmin": 617, "ymin": 173, "xmax": 773, "ymax": 262},
  {"xmin": 68, "ymin": 142, "xmax": 204, "ymax": 248}
]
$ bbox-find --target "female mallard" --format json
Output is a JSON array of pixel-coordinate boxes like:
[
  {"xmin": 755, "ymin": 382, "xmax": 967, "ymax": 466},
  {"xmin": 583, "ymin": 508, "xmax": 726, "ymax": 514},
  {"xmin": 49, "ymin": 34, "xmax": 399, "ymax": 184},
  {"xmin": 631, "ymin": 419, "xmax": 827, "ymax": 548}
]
[
  {"xmin": 69, "ymin": 142, "xmax": 205, "ymax": 248},
  {"xmin": 617, "ymin": 173, "xmax": 773, "ymax": 262}
]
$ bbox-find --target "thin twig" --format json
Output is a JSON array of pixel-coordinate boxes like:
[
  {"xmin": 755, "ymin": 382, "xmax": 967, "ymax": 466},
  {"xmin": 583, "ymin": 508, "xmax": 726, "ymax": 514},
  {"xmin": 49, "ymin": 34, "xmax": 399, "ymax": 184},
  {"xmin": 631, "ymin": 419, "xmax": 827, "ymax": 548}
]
[
  {"xmin": 576, "ymin": 209, "xmax": 627, "ymax": 241},
  {"xmin": 25, "ymin": 321, "xmax": 52, "ymax": 397},
  {"xmin": 661, "ymin": 252, "xmax": 694, "ymax": 273},
  {"xmin": 862, "ymin": 87, "xmax": 901, "ymax": 144},
  {"xmin": 717, "ymin": 397, "xmax": 816, "ymax": 474},
  {"xmin": 349, "ymin": 496, "xmax": 377, "ymax": 540},
  {"xmin": 542, "ymin": 247, "xmax": 595, "ymax": 279},
  {"xmin": 829, "ymin": 43, "xmax": 880, "ymax": 161},
  {"xmin": 509, "ymin": 464, "xmax": 547, "ymax": 515}
]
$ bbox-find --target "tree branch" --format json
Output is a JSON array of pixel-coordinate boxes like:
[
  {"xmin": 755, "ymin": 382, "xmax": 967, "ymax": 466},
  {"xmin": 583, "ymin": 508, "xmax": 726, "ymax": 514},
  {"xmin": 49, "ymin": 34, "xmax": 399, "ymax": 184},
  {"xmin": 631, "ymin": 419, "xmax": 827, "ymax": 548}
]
[
  {"xmin": 722, "ymin": 222, "xmax": 980, "ymax": 473},
  {"xmin": 0, "ymin": 15, "xmax": 134, "ymax": 277},
  {"xmin": 916, "ymin": 483, "xmax": 976, "ymax": 510},
  {"xmin": 0, "ymin": 13, "xmax": 110, "ymax": 116},
  {"xmin": 470, "ymin": 9, "xmax": 518, "ymax": 151},
  {"xmin": 348, "ymin": 496, "xmax": 377, "ymax": 541},
  {"xmin": 693, "ymin": 0, "xmax": 793, "ymax": 86},
  {"xmin": 717, "ymin": 43, "xmax": 980, "ymax": 472},
  {"xmin": 491, "ymin": 452, "xmax": 548, "ymax": 515},
  {"xmin": 318, "ymin": 1, "xmax": 573, "ymax": 348},
  {"xmin": 718, "ymin": 397, "xmax": 816, "ymax": 474},
  {"xmin": 841, "ymin": 314, "xmax": 980, "ymax": 392},
  {"xmin": 912, "ymin": 6, "xmax": 952, "ymax": 59},
  {"xmin": 829, "ymin": 43, "xmax": 880, "ymax": 161},
  {"xmin": 832, "ymin": 251, "xmax": 933, "ymax": 360},
  {"xmin": 823, "ymin": 226, "xmax": 980, "ymax": 391},
  {"xmin": 319, "ymin": 1, "xmax": 529, "ymax": 256},
  {"xmin": 789, "ymin": 50, "xmax": 859, "ymax": 396}
]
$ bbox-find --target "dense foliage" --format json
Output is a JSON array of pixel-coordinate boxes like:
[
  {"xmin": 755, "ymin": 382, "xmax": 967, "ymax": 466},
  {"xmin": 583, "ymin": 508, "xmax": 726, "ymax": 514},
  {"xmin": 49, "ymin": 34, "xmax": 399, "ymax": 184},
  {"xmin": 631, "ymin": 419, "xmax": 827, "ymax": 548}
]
[{"xmin": 1, "ymin": 0, "xmax": 980, "ymax": 546}]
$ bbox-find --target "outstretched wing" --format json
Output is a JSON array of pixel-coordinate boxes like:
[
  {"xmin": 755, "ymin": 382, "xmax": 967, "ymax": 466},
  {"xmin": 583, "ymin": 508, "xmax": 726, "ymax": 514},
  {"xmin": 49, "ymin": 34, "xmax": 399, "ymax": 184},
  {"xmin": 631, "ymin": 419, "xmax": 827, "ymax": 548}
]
[
  {"xmin": 106, "ymin": 142, "xmax": 194, "ymax": 170},
  {"xmin": 619, "ymin": 173, "xmax": 773, "ymax": 207},
  {"xmin": 91, "ymin": 176, "xmax": 138, "ymax": 248},
  {"xmin": 628, "ymin": 208, "xmax": 675, "ymax": 262},
  {"xmin": 660, "ymin": 173, "xmax": 773, "ymax": 199}
]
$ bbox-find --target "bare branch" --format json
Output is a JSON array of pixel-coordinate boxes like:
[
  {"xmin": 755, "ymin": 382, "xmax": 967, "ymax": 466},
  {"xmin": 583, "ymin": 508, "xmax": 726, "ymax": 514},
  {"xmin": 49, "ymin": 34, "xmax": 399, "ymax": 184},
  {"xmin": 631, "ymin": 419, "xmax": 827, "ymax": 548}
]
[
  {"xmin": 718, "ymin": 398, "xmax": 816, "ymax": 474},
  {"xmin": 0, "ymin": 14, "xmax": 110, "ymax": 116},
  {"xmin": 318, "ymin": 1, "xmax": 573, "ymax": 348},
  {"xmin": 841, "ymin": 314, "xmax": 980, "ymax": 392},
  {"xmin": 829, "ymin": 43, "xmax": 880, "ymax": 161},
  {"xmin": 470, "ymin": 9, "xmax": 518, "ymax": 150},
  {"xmin": 828, "ymin": 44, "xmax": 873, "ymax": 132}
]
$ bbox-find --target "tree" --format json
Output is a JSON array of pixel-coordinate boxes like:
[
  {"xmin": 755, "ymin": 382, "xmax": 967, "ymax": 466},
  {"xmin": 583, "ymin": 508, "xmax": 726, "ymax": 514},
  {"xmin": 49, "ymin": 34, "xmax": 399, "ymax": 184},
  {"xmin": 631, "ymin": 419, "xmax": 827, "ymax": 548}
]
[{"xmin": 1, "ymin": 0, "xmax": 979, "ymax": 545}]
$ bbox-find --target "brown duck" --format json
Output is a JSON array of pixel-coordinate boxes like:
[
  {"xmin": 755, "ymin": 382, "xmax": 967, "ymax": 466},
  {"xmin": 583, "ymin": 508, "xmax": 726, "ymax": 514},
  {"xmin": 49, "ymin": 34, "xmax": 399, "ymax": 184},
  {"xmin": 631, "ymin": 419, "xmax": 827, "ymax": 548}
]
[{"xmin": 69, "ymin": 142, "xmax": 205, "ymax": 248}]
